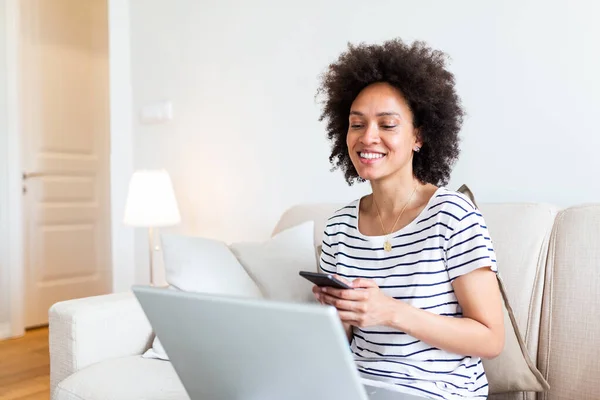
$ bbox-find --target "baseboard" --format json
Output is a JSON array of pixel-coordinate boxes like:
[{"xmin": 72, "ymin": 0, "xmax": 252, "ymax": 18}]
[{"xmin": 0, "ymin": 322, "xmax": 11, "ymax": 340}]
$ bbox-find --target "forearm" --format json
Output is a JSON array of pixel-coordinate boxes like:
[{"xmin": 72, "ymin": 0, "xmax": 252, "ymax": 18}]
[{"xmin": 387, "ymin": 301, "xmax": 503, "ymax": 359}]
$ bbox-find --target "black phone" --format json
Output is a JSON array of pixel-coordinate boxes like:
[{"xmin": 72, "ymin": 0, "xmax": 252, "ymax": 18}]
[{"xmin": 299, "ymin": 271, "xmax": 353, "ymax": 290}]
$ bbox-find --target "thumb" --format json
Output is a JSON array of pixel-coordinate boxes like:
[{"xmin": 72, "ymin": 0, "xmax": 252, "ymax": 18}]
[
  {"xmin": 333, "ymin": 274, "xmax": 352, "ymax": 286},
  {"xmin": 352, "ymin": 278, "xmax": 378, "ymax": 289}
]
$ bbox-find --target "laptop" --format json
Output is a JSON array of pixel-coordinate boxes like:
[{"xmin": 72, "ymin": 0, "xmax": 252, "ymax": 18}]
[{"xmin": 133, "ymin": 285, "xmax": 426, "ymax": 400}]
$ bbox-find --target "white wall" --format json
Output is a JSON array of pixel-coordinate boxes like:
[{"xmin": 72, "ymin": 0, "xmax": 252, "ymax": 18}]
[
  {"xmin": 109, "ymin": 0, "xmax": 136, "ymax": 293},
  {"xmin": 126, "ymin": 0, "xmax": 600, "ymax": 283}
]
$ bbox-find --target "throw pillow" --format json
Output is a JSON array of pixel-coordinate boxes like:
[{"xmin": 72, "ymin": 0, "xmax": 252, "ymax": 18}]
[
  {"xmin": 456, "ymin": 183, "xmax": 478, "ymax": 208},
  {"xmin": 486, "ymin": 276, "xmax": 549, "ymax": 393},
  {"xmin": 142, "ymin": 233, "xmax": 264, "ymax": 361},
  {"xmin": 456, "ymin": 184, "xmax": 549, "ymax": 394},
  {"xmin": 160, "ymin": 233, "xmax": 263, "ymax": 298},
  {"xmin": 230, "ymin": 220, "xmax": 317, "ymax": 303},
  {"xmin": 143, "ymin": 221, "xmax": 317, "ymax": 361}
]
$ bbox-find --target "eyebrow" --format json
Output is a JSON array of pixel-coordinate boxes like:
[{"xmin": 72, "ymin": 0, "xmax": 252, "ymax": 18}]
[{"xmin": 349, "ymin": 111, "xmax": 402, "ymax": 117}]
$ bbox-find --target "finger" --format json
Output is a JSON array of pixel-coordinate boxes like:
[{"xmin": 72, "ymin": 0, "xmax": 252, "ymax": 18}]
[
  {"xmin": 338, "ymin": 311, "xmax": 360, "ymax": 325},
  {"xmin": 319, "ymin": 293, "xmax": 359, "ymax": 311},
  {"xmin": 322, "ymin": 287, "xmax": 369, "ymax": 301},
  {"xmin": 312, "ymin": 285, "xmax": 321, "ymax": 294},
  {"xmin": 313, "ymin": 292, "xmax": 322, "ymax": 304},
  {"xmin": 338, "ymin": 311, "xmax": 368, "ymax": 328},
  {"xmin": 352, "ymin": 278, "xmax": 378, "ymax": 289}
]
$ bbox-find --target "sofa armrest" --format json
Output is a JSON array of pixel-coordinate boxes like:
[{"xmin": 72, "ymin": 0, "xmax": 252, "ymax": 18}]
[{"xmin": 49, "ymin": 292, "xmax": 153, "ymax": 395}]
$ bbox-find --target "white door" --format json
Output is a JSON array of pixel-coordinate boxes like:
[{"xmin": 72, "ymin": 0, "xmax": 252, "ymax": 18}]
[{"xmin": 20, "ymin": 0, "xmax": 112, "ymax": 327}]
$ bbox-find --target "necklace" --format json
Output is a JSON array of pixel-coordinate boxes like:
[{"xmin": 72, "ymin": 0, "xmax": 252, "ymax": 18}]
[{"xmin": 373, "ymin": 185, "xmax": 418, "ymax": 252}]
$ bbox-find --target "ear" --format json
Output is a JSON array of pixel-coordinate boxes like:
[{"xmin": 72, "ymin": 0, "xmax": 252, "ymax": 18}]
[{"xmin": 413, "ymin": 128, "xmax": 423, "ymax": 150}]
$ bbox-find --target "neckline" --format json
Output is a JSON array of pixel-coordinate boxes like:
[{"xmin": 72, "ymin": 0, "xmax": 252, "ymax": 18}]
[{"xmin": 354, "ymin": 186, "xmax": 445, "ymax": 240}]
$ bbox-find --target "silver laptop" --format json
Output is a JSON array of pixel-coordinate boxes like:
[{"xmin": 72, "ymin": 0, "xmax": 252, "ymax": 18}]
[{"xmin": 133, "ymin": 285, "xmax": 425, "ymax": 400}]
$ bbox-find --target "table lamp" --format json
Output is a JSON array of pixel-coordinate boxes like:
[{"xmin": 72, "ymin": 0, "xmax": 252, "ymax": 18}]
[{"xmin": 123, "ymin": 169, "xmax": 181, "ymax": 285}]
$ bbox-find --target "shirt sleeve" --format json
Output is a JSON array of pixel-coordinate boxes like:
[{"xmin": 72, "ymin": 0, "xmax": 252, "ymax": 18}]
[
  {"xmin": 318, "ymin": 227, "xmax": 337, "ymax": 275},
  {"xmin": 445, "ymin": 210, "xmax": 497, "ymax": 281}
]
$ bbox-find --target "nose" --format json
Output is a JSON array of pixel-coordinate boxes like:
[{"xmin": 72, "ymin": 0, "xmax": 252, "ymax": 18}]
[{"xmin": 360, "ymin": 122, "xmax": 380, "ymax": 144}]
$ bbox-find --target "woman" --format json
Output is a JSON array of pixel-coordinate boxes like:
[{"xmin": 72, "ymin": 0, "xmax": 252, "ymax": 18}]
[{"xmin": 312, "ymin": 39, "xmax": 504, "ymax": 399}]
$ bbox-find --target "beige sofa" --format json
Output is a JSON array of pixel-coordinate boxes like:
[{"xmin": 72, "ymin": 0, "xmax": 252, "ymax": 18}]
[{"xmin": 49, "ymin": 202, "xmax": 600, "ymax": 400}]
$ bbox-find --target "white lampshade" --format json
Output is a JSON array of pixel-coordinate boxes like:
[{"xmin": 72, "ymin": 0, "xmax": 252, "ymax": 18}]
[{"xmin": 123, "ymin": 169, "xmax": 181, "ymax": 227}]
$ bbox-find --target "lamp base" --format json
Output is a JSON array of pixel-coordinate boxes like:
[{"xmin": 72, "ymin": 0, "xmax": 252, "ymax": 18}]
[{"xmin": 148, "ymin": 227, "xmax": 155, "ymax": 286}]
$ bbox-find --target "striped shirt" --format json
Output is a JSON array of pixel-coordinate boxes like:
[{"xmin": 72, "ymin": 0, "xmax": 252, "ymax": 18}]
[{"xmin": 319, "ymin": 187, "xmax": 497, "ymax": 400}]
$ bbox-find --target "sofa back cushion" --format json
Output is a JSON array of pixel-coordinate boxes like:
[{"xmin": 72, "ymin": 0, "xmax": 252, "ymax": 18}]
[
  {"xmin": 480, "ymin": 203, "xmax": 558, "ymax": 361},
  {"xmin": 538, "ymin": 205, "xmax": 600, "ymax": 400}
]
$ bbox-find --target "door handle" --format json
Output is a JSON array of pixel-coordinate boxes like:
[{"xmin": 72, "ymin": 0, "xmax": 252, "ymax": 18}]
[{"xmin": 22, "ymin": 171, "xmax": 48, "ymax": 180}]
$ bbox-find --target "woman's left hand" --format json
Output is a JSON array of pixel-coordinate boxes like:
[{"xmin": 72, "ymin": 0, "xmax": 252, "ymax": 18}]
[{"xmin": 316, "ymin": 278, "xmax": 400, "ymax": 328}]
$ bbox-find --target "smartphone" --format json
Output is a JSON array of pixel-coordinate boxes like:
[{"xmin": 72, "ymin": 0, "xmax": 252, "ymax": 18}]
[{"xmin": 299, "ymin": 271, "xmax": 353, "ymax": 290}]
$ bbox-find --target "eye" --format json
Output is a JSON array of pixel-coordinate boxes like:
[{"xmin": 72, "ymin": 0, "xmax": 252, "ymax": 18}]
[
  {"xmin": 350, "ymin": 123, "xmax": 364, "ymax": 129},
  {"xmin": 380, "ymin": 118, "xmax": 399, "ymax": 129}
]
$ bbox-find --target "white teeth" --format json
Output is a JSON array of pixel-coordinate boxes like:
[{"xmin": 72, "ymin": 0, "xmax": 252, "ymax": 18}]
[{"xmin": 360, "ymin": 152, "xmax": 385, "ymax": 159}]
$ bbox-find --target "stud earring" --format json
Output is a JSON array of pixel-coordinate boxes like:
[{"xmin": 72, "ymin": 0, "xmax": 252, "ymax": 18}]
[{"xmin": 414, "ymin": 146, "xmax": 421, "ymax": 153}]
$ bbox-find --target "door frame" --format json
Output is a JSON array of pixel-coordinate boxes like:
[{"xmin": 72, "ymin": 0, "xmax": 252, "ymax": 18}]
[
  {"xmin": 4, "ymin": 0, "xmax": 25, "ymax": 339},
  {"xmin": 2, "ymin": 0, "xmax": 136, "ymax": 339}
]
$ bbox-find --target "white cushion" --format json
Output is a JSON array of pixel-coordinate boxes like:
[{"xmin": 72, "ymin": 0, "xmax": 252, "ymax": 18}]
[
  {"xmin": 143, "ymin": 235, "xmax": 264, "ymax": 361},
  {"xmin": 53, "ymin": 356, "xmax": 188, "ymax": 400},
  {"xmin": 144, "ymin": 221, "xmax": 316, "ymax": 361},
  {"xmin": 230, "ymin": 220, "xmax": 317, "ymax": 303},
  {"xmin": 272, "ymin": 204, "xmax": 342, "ymax": 247},
  {"xmin": 160, "ymin": 234, "xmax": 263, "ymax": 298},
  {"xmin": 143, "ymin": 330, "xmax": 170, "ymax": 361}
]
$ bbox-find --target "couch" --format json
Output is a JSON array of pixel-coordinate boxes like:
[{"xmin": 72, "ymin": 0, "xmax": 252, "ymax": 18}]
[{"xmin": 48, "ymin": 202, "xmax": 600, "ymax": 400}]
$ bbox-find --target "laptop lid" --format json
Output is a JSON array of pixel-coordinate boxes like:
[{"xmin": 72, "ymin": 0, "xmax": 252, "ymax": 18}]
[{"xmin": 133, "ymin": 285, "xmax": 370, "ymax": 400}]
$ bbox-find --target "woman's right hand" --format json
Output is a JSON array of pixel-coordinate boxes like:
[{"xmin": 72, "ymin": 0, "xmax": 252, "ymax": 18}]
[{"xmin": 312, "ymin": 273, "xmax": 352, "ymax": 305}]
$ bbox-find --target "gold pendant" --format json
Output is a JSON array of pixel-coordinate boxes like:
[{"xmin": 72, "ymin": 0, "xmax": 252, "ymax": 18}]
[{"xmin": 383, "ymin": 240, "xmax": 392, "ymax": 252}]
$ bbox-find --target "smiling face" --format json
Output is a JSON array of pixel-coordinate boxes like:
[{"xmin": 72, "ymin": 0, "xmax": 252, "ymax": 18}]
[{"xmin": 347, "ymin": 82, "xmax": 422, "ymax": 183}]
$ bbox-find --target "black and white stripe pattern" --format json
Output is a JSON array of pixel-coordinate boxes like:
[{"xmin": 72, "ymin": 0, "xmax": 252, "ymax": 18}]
[{"xmin": 319, "ymin": 187, "xmax": 497, "ymax": 399}]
